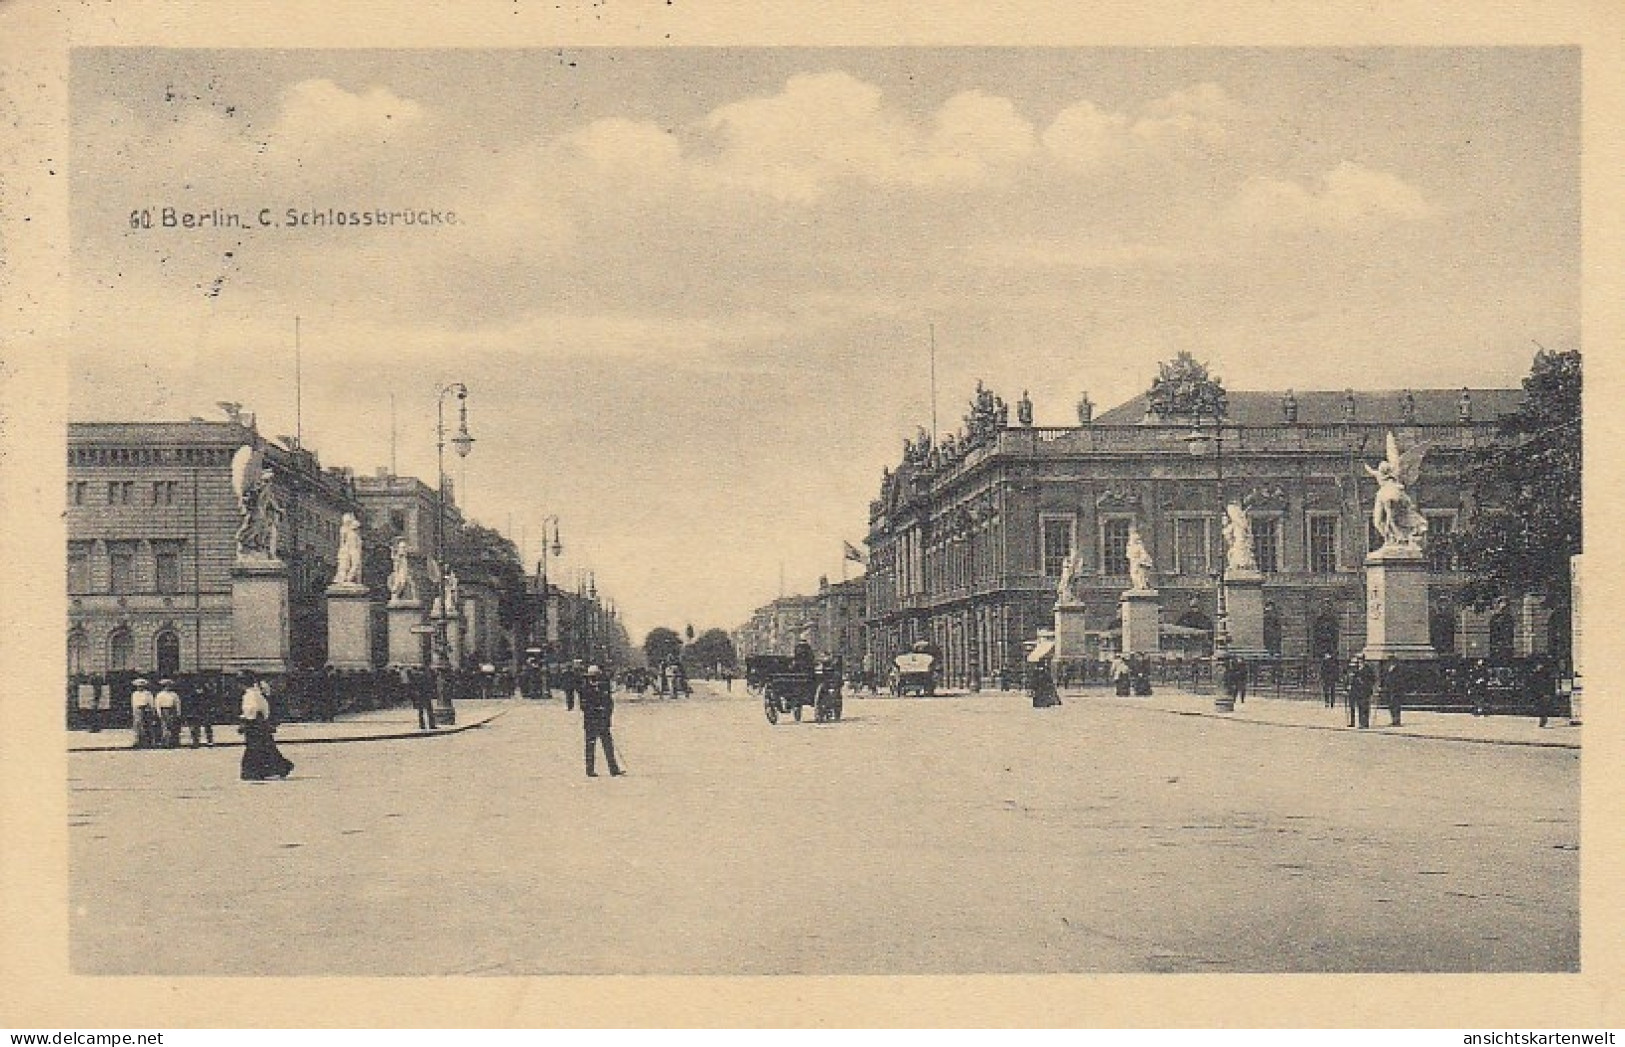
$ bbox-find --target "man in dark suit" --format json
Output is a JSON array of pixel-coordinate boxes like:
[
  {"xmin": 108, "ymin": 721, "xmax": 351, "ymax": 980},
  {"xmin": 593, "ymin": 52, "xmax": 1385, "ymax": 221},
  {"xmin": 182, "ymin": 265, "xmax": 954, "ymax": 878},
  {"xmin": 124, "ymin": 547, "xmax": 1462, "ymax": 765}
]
[{"xmin": 580, "ymin": 665, "xmax": 624, "ymax": 778}]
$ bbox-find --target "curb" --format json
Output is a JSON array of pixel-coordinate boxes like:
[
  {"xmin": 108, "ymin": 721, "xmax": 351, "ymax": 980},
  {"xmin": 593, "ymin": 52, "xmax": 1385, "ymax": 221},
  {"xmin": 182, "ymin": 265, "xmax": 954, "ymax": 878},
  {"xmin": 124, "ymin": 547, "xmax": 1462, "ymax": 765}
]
[
  {"xmin": 67, "ymin": 707, "xmax": 510, "ymax": 754},
  {"xmin": 1118, "ymin": 700, "xmax": 1580, "ymax": 750}
]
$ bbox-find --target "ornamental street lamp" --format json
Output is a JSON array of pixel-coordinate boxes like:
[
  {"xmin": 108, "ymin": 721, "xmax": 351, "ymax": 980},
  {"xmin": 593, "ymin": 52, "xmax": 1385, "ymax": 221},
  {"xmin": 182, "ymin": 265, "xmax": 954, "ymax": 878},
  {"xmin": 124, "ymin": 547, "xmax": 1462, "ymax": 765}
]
[
  {"xmin": 535, "ymin": 515, "xmax": 562, "ymax": 693},
  {"xmin": 433, "ymin": 382, "xmax": 474, "ymax": 725},
  {"xmin": 1184, "ymin": 407, "xmax": 1232, "ymax": 711}
]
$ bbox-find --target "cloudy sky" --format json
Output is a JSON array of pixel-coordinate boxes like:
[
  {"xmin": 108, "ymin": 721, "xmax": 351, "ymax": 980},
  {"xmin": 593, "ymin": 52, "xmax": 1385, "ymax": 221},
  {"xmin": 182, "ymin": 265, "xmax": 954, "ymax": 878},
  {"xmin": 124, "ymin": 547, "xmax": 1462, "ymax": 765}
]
[{"xmin": 69, "ymin": 47, "xmax": 1578, "ymax": 637}]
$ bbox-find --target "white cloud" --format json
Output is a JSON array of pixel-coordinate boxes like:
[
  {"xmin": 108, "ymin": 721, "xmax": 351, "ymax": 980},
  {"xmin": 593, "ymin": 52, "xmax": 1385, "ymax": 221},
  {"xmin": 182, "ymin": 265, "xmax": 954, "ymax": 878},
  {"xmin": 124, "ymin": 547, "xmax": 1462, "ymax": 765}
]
[
  {"xmin": 1041, "ymin": 100, "xmax": 1130, "ymax": 167},
  {"xmin": 270, "ymin": 79, "xmax": 425, "ymax": 148},
  {"xmin": 1132, "ymin": 81, "xmax": 1238, "ymax": 142},
  {"xmin": 1224, "ymin": 161, "xmax": 1431, "ymax": 232}
]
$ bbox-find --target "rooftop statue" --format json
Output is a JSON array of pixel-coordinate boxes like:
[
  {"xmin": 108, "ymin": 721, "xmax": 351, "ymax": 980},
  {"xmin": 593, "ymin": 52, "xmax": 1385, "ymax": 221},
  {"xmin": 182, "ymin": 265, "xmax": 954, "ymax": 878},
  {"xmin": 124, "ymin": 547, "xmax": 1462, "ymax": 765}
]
[{"xmin": 1365, "ymin": 431, "xmax": 1429, "ymax": 552}]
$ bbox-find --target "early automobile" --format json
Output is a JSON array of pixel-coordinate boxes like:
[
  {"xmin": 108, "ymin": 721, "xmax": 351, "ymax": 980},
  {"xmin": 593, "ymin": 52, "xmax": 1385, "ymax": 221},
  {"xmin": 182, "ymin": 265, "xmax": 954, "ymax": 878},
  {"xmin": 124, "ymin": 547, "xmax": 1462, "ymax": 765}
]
[
  {"xmin": 746, "ymin": 653, "xmax": 844, "ymax": 724},
  {"xmin": 890, "ymin": 643, "xmax": 938, "ymax": 697}
]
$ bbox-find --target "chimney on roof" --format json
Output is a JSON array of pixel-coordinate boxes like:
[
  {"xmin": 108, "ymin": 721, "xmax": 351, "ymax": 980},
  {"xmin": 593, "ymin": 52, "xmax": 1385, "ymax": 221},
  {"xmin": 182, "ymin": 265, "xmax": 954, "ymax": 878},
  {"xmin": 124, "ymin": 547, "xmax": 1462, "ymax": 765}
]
[
  {"xmin": 1281, "ymin": 389, "xmax": 1299, "ymax": 424},
  {"xmin": 1343, "ymin": 390, "xmax": 1357, "ymax": 421},
  {"xmin": 1458, "ymin": 388, "xmax": 1472, "ymax": 423}
]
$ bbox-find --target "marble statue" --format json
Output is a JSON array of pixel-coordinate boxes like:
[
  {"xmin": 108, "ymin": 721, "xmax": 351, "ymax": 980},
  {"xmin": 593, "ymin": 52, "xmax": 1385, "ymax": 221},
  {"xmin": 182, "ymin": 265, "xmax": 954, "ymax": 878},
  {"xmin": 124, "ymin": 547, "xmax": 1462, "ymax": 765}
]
[
  {"xmin": 1222, "ymin": 503, "xmax": 1257, "ymax": 572},
  {"xmin": 1365, "ymin": 431, "xmax": 1429, "ymax": 551},
  {"xmin": 1125, "ymin": 524, "xmax": 1154, "ymax": 591},
  {"xmin": 332, "ymin": 512, "xmax": 363, "ymax": 587},
  {"xmin": 230, "ymin": 444, "xmax": 284, "ymax": 561},
  {"xmin": 388, "ymin": 538, "xmax": 416, "ymax": 601},
  {"xmin": 1017, "ymin": 390, "xmax": 1034, "ymax": 427},
  {"xmin": 444, "ymin": 567, "xmax": 461, "ymax": 618},
  {"xmin": 1055, "ymin": 550, "xmax": 1081, "ymax": 604}
]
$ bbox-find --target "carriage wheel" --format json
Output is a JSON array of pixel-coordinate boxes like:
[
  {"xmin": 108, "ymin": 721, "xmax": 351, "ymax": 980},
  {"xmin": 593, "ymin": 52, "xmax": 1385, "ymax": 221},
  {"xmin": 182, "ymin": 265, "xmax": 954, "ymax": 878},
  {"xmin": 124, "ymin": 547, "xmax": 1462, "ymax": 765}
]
[
  {"xmin": 793, "ymin": 702, "xmax": 803, "ymax": 722},
  {"xmin": 764, "ymin": 688, "xmax": 779, "ymax": 724},
  {"xmin": 832, "ymin": 696, "xmax": 843, "ymax": 721}
]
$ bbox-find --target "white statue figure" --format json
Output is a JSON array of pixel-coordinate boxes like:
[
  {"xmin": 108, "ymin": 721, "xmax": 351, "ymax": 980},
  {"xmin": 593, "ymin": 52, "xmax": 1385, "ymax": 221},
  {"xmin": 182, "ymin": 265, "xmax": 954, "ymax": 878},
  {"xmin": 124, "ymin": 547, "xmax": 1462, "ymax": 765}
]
[
  {"xmin": 230, "ymin": 445, "xmax": 285, "ymax": 560},
  {"xmin": 1365, "ymin": 431, "xmax": 1430, "ymax": 551},
  {"xmin": 332, "ymin": 512, "xmax": 363, "ymax": 587},
  {"xmin": 443, "ymin": 567, "xmax": 461, "ymax": 619},
  {"xmin": 1222, "ymin": 503, "xmax": 1257, "ymax": 573},
  {"xmin": 387, "ymin": 538, "xmax": 416, "ymax": 601},
  {"xmin": 1125, "ymin": 524, "xmax": 1154, "ymax": 591},
  {"xmin": 1055, "ymin": 550, "xmax": 1081, "ymax": 604}
]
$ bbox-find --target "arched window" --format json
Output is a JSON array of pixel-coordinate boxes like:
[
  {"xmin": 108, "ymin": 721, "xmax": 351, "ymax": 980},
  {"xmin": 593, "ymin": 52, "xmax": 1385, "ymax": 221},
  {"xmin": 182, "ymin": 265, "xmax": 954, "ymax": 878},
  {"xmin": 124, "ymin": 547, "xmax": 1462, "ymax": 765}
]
[
  {"xmin": 68, "ymin": 630, "xmax": 89, "ymax": 676},
  {"xmin": 154, "ymin": 629, "xmax": 181, "ymax": 678},
  {"xmin": 1488, "ymin": 607, "xmax": 1515, "ymax": 659},
  {"xmin": 107, "ymin": 627, "xmax": 134, "ymax": 672}
]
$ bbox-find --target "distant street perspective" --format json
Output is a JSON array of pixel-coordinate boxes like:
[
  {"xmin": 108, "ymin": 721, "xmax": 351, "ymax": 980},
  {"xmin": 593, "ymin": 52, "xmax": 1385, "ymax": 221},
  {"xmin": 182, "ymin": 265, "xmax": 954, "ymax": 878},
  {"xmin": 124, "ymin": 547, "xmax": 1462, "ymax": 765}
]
[{"xmin": 70, "ymin": 681, "xmax": 1577, "ymax": 976}]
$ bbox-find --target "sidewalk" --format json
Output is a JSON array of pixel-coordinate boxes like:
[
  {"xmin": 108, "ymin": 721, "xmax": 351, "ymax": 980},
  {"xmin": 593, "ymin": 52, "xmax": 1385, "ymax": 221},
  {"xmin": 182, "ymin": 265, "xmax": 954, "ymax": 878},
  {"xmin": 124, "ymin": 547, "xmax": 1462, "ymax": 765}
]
[
  {"xmin": 68, "ymin": 698, "xmax": 514, "ymax": 753},
  {"xmin": 1069, "ymin": 685, "xmax": 1582, "ymax": 749}
]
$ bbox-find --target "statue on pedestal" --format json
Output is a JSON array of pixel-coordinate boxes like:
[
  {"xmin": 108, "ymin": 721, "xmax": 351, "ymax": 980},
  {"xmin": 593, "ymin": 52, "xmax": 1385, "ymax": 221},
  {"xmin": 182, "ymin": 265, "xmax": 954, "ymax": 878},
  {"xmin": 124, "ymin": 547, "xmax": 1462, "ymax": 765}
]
[
  {"xmin": 1126, "ymin": 524, "xmax": 1154, "ymax": 591},
  {"xmin": 1222, "ymin": 503, "xmax": 1257, "ymax": 573},
  {"xmin": 388, "ymin": 537, "xmax": 416, "ymax": 602},
  {"xmin": 1365, "ymin": 431, "xmax": 1430, "ymax": 551},
  {"xmin": 1055, "ymin": 550, "xmax": 1081, "ymax": 605},
  {"xmin": 1017, "ymin": 390, "xmax": 1034, "ymax": 427},
  {"xmin": 332, "ymin": 512, "xmax": 363, "ymax": 587},
  {"xmin": 444, "ymin": 568, "xmax": 461, "ymax": 618},
  {"xmin": 231, "ymin": 445, "xmax": 285, "ymax": 562}
]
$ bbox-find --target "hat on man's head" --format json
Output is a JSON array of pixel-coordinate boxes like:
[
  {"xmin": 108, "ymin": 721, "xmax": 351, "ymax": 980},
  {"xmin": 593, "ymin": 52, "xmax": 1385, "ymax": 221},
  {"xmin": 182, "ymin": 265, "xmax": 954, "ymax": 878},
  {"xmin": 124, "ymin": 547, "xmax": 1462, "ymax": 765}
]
[
  {"xmin": 158, "ymin": 679, "xmax": 174, "ymax": 687},
  {"xmin": 132, "ymin": 678, "xmax": 150, "ymax": 687},
  {"xmin": 586, "ymin": 665, "xmax": 602, "ymax": 677}
]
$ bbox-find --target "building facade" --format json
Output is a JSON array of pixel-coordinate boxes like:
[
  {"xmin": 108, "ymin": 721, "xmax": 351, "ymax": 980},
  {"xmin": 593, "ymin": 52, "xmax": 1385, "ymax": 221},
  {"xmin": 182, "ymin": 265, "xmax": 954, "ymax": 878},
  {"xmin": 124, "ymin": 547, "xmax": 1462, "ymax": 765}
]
[
  {"xmin": 865, "ymin": 378, "xmax": 1547, "ymax": 689},
  {"xmin": 66, "ymin": 418, "xmax": 364, "ymax": 676}
]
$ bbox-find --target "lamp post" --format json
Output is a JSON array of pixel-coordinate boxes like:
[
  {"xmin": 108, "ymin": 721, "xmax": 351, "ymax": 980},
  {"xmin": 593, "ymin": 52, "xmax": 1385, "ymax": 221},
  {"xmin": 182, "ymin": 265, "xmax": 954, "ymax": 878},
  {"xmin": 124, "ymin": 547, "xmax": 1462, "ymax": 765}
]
[
  {"xmin": 535, "ymin": 515, "xmax": 562, "ymax": 693},
  {"xmin": 433, "ymin": 382, "xmax": 474, "ymax": 725},
  {"xmin": 1185, "ymin": 407, "xmax": 1232, "ymax": 709}
]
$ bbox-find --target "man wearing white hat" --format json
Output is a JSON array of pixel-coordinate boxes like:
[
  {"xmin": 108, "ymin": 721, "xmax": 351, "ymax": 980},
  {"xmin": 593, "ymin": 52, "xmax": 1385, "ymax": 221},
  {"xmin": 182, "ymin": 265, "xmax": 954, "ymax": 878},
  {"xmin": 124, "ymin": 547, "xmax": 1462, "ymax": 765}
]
[
  {"xmin": 129, "ymin": 678, "xmax": 157, "ymax": 748},
  {"xmin": 579, "ymin": 665, "xmax": 624, "ymax": 778},
  {"xmin": 154, "ymin": 679, "xmax": 182, "ymax": 748}
]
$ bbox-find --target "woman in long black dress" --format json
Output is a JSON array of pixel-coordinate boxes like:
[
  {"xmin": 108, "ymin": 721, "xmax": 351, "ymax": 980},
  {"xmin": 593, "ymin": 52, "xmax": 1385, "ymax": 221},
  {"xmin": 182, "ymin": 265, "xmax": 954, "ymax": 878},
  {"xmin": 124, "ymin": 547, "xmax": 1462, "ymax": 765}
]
[{"xmin": 238, "ymin": 671, "xmax": 294, "ymax": 781}]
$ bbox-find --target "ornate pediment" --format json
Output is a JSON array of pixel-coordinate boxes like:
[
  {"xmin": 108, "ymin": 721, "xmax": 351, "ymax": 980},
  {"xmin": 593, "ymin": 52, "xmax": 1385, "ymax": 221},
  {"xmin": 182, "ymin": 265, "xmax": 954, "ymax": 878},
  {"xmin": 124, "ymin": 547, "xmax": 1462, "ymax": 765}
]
[
  {"xmin": 1095, "ymin": 486, "xmax": 1143, "ymax": 510},
  {"xmin": 1241, "ymin": 484, "xmax": 1289, "ymax": 510}
]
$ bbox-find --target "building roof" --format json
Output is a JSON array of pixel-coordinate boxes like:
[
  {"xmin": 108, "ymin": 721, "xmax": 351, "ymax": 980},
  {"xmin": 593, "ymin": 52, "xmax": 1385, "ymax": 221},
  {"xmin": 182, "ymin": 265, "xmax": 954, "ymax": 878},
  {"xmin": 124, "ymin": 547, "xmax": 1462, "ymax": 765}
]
[{"xmin": 1091, "ymin": 388, "xmax": 1524, "ymax": 427}]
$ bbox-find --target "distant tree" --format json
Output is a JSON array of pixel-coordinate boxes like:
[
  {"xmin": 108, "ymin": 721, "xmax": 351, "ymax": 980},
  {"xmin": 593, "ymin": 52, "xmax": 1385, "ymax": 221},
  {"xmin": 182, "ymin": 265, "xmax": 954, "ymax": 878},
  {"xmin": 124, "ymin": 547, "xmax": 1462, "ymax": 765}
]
[
  {"xmin": 643, "ymin": 626, "xmax": 683, "ymax": 667},
  {"xmin": 683, "ymin": 628, "xmax": 737, "ymax": 677},
  {"xmin": 1448, "ymin": 349, "xmax": 1581, "ymax": 658},
  {"xmin": 443, "ymin": 521, "xmax": 528, "ymax": 631}
]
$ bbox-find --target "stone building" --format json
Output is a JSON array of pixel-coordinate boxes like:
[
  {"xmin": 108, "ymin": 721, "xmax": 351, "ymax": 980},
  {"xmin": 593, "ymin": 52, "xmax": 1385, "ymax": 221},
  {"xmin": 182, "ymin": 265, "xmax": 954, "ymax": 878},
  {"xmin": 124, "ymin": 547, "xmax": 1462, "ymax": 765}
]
[
  {"xmin": 864, "ymin": 369, "xmax": 1543, "ymax": 689},
  {"xmin": 66, "ymin": 416, "xmax": 364, "ymax": 676},
  {"xmin": 733, "ymin": 593, "xmax": 821, "ymax": 660},
  {"xmin": 816, "ymin": 575, "xmax": 868, "ymax": 671}
]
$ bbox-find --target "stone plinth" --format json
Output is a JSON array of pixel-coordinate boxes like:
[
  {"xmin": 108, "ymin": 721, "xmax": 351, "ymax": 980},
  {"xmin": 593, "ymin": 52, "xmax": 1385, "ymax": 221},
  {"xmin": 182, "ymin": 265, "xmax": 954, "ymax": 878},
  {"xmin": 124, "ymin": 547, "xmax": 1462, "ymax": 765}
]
[
  {"xmin": 387, "ymin": 599, "xmax": 429, "ymax": 668},
  {"xmin": 326, "ymin": 584, "xmax": 376, "ymax": 670},
  {"xmin": 230, "ymin": 558, "xmax": 291, "ymax": 674},
  {"xmin": 1362, "ymin": 546, "xmax": 1435, "ymax": 661},
  {"xmin": 1053, "ymin": 602, "xmax": 1090, "ymax": 663},
  {"xmin": 1222, "ymin": 568, "xmax": 1270, "ymax": 659},
  {"xmin": 1119, "ymin": 589, "xmax": 1161, "ymax": 655}
]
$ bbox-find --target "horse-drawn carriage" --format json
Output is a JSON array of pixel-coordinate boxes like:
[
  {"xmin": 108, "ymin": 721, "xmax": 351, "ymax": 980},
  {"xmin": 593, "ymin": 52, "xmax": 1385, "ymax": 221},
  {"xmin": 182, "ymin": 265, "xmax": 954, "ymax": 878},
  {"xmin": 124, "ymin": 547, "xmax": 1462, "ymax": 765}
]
[{"xmin": 745, "ymin": 654, "xmax": 844, "ymax": 724}]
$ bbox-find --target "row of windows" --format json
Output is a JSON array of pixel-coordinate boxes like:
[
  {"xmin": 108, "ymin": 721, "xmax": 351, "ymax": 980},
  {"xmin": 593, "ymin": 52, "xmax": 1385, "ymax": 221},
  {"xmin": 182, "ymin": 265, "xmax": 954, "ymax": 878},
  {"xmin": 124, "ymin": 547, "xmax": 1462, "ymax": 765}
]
[
  {"xmin": 1039, "ymin": 511, "xmax": 1458, "ymax": 580},
  {"xmin": 67, "ymin": 480, "xmax": 182, "ymax": 507},
  {"xmin": 69, "ymin": 446, "xmax": 232, "ymax": 467},
  {"xmin": 68, "ymin": 540, "xmax": 186, "ymax": 595},
  {"xmin": 67, "ymin": 626, "xmax": 183, "ymax": 675}
]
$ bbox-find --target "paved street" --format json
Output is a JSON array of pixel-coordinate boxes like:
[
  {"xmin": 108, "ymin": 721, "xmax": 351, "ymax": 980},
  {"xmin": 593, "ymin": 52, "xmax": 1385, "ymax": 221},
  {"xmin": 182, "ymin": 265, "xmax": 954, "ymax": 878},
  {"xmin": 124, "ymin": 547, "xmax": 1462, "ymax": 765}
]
[{"xmin": 69, "ymin": 683, "xmax": 1578, "ymax": 975}]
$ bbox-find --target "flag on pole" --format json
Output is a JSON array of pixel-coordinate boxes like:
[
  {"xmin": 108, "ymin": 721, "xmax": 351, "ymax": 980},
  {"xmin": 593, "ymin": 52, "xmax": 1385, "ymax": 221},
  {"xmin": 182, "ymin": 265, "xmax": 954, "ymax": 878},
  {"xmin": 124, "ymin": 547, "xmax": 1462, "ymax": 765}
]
[{"xmin": 843, "ymin": 540, "xmax": 868, "ymax": 565}]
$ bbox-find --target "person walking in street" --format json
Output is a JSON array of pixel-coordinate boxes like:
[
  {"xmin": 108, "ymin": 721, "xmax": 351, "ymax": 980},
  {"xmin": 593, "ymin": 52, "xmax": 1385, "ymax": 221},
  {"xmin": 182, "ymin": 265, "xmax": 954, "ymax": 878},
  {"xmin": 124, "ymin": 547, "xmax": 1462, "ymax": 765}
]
[
  {"xmin": 580, "ymin": 664, "xmax": 624, "ymax": 777},
  {"xmin": 1528, "ymin": 655, "xmax": 1556, "ymax": 728},
  {"xmin": 184, "ymin": 677, "xmax": 215, "ymax": 748},
  {"xmin": 129, "ymin": 677, "xmax": 157, "ymax": 748},
  {"xmin": 154, "ymin": 679, "xmax": 182, "ymax": 748},
  {"xmin": 563, "ymin": 659, "xmax": 585, "ymax": 712},
  {"xmin": 1383, "ymin": 661, "xmax": 1403, "ymax": 726},
  {"xmin": 1469, "ymin": 658, "xmax": 1492, "ymax": 717},
  {"xmin": 238, "ymin": 671, "xmax": 294, "ymax": 781},
  {"xmin": 411, "ymin": 668, "xmax": 437, "ymax": 731},
  {"xmin": 1347, "ymin": 655, "xmax": 1373, "ymax": 729},
  {"xmin": 1319, "ymin": 651, "xmax": 1340, "ymax": 708}
]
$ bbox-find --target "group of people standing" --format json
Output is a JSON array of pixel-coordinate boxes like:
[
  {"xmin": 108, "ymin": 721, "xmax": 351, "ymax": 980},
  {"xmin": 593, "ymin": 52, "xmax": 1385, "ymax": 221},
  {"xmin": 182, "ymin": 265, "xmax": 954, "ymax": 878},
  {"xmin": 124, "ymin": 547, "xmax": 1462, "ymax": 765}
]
[{"xmin": 126, "ymin": 677, "xmax": 214, "ymax": 749}]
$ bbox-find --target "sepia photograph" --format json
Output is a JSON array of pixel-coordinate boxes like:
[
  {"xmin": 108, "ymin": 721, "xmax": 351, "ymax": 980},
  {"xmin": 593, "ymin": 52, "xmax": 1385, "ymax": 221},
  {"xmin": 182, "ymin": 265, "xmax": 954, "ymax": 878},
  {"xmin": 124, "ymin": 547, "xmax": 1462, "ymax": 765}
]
[
  {"xmin": 58, "ymin": 43, "xmax": 1583, "ymax": 979},
  {"xmin": 5, "ymin": 2, "xmax": 1621, "ymax": 1029}
]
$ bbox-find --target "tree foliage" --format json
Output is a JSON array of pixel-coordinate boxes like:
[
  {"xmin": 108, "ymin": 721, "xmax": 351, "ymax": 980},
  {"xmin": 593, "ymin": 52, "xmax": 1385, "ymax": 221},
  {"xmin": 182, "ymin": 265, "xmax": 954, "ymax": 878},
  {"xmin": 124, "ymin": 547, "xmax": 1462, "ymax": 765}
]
[
  {"xmin": 1449, "ymin": 349, "xmax": 1581, "ymax": 631},
  {"xmin": 443, "ymin": 520, "xmax": 527, "ymax": 629},
  {"xmin": 683, "ymin": 628, "xmax": 738, "ymax": 676},
  {"xmin": 643, "ymin": 626, "xmax": 684, "ymax": 667}
]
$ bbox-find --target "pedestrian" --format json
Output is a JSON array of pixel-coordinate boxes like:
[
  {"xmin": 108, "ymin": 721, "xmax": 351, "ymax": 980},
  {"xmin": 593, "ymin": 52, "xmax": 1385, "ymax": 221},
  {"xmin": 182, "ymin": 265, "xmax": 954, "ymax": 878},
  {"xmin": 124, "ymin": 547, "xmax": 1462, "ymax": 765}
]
[
  {"xmin": 1110, "ymin": 653, "xmax": 1130, "ymax": 696},
  {"xmin": 154, "ymin": 678, "xmax": 182, "ymax": 748},
  {"xmin": 238, "ymin": 671, "xmax": 294, "ymax": 781},
  {"xmin": 564, "ymin": 659, "xmax": 585, "ymax": 712},
  {"xmin": 1529, "ymin": 655, "xmax": 1556, "ymax": 728},
  {"xmin": 1028, "ymin": 657, "xmax": 1061, "ymax": 708},
  {"xmin": 1383, "ymin": 661, "xmax": 1403, "ymax": 726},
  {"xmin": 411, "ymin": 668, "xmax": 437, "ymax": 730},
  {"xmin": 129, "ymin": 677, "xmax": 158, "ymax": 748},
  {"xmin": 184, "ymin": 676, "xmax": 215, "ymax": 748},
  {"xmin": 1319, "ymin": 651, "xmax": 1340, "ymax": 708},
  {"xmin": 1468, "ymin": 658, "xmax": 1492, "ymax": 717},
  {"xmin": 579, "ymin": 665, "xmax": 624, "ymax": 777},
  {"xmin": 1347, "ymin": 656, "xmax": 1373, "ymax": 729}
]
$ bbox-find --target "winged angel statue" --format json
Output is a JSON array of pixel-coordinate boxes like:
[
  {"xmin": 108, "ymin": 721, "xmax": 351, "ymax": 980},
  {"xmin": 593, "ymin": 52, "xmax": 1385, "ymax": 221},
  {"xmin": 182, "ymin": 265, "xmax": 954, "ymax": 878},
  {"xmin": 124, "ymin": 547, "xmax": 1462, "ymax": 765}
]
[
  {"xmin": 1365, "ymin": 432, "xmax": 1429, "ymax": 552},
  {"xmin": 231, "ymin": 444, "xmax": 285, "ymax": 560}
]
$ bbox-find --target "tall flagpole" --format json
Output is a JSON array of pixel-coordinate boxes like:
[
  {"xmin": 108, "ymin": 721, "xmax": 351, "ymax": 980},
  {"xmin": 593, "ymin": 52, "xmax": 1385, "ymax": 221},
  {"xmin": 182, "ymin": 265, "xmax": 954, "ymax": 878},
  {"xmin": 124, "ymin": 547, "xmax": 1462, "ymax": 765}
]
[
  {"xmin": 389, "ymin": 392, "xmax": 397, "ymax": 474},
  {"xmin": 294, "ymin": 316, "xmax": 302, "ymax": 448},
  {"xmin": 929, "ymin": 323, "xmax": 939, "ymax": 443}
]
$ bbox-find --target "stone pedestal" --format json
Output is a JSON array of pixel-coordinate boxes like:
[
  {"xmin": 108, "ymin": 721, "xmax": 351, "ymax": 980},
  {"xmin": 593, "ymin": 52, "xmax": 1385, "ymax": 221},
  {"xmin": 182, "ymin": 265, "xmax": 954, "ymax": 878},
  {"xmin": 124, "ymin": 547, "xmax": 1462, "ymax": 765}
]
[
  {"xmin": 1362, "ymin": 547, "xmax": 1436, "ymax": 661},
  {"xmin": 1053, "ymin": 602, "xmax": 1090, "ymax": 664},
  {"xmin": 1119, "ymin": 588, "xmax": 1161, "ymax": 655},
  {"xmin": 230, "ymin": 558, "xmax": 291, "ymax": 674},
  {"xmin": 1222, "ymin": 568, "xmax": 1270, "ymax": 660},
  {"xmin": 386, "ymin": 599, "xmax": 428, "ymax": 668},
  {"xmin": 326, "ymin": 584, "xmax": 376, "ymax": 670}
]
